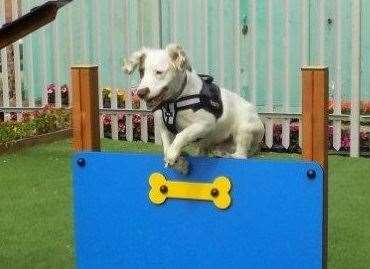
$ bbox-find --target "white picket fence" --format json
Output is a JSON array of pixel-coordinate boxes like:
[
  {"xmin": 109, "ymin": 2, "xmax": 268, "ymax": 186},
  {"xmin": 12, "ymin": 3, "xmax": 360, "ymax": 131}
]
[
  {"xmin": 99, "ymin": 90, "xmax": 301, "ymax": 149},
  {"xmin": 1, "ymin": 0, "xmax": 369, "ymax": 156},
  {"xmin": 97, "ymin": 88, "xmax": 161, "ymax": 144}
]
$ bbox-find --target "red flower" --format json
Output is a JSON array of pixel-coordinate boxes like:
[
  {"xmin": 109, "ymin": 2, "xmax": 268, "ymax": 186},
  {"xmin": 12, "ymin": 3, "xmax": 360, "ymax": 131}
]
[
  {"xmin": 10, "ymin": 112, "xmax": 17, "ymax": 121},
  {"xmin": 361, "ymin": 101, "xmax": 370, "ymax": 115},
  {"xmin": 341, "ymin": 101, "xmax": 351, "ymax": 113},
  {"xmin": 22, "ymin": 112, "xmax": 31, "ymax": 121},
  {"xmin": 61, "ymin": 84, "xmax": 69, "ymax": 93}
]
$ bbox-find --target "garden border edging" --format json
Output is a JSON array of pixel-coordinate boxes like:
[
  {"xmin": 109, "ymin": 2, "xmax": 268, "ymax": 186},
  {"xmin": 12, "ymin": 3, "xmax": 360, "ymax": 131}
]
[{"xmin": 0, "ymin": 129, "xmax": 72, "ymax": 155}]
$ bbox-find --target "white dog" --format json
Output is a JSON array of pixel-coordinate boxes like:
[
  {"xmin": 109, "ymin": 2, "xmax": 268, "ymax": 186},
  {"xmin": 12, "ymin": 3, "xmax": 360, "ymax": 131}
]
[{"xmin": 123, "ymin": 44, "xmax": 264, "ymax": 174}]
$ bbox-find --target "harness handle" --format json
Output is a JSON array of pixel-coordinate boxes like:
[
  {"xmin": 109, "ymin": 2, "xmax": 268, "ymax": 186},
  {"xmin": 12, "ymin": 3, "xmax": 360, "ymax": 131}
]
[{"xmin": 198, "ymin": 74, "xmax": 214, "ymax": 84}]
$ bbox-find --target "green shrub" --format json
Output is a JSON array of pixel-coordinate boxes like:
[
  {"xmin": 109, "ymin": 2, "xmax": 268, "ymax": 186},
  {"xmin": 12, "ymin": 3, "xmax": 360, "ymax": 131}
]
[{"xmin": 0, "ymin": 107, "xmax": 71, "ymax": 145}]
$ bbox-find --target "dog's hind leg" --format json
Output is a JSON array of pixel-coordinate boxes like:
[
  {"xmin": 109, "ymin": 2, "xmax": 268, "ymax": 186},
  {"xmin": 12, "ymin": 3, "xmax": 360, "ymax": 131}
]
[
  {"xmin": 231, "ymin": 121, "xmax": 264, "ymax": 159},
  {"xmin": 230, "ymin": 130, "xmax": 253, "ymax": 159},
  {"xmin": 209, "ymin": 139, "xmax": 235, "ymax": 158}
]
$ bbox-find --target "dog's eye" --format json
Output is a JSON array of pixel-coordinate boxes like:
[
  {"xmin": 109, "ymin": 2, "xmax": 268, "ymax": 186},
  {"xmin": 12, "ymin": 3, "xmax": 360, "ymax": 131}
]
[{"xmin": 155, "ymin": 70, "xmax": 164, "ymax": 75}]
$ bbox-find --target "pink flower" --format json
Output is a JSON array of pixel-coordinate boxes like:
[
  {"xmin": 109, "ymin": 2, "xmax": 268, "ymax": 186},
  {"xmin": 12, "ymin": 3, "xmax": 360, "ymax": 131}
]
[
  {"xmin": 341, "ymin": 131, "xmax": 351, "ymax": 149},
  {"xmin": 103, "ymin": 115, "xmax": 111, "ymax": 125},
  {"xmin": 119, "ymin": 125, "xmax": 126, "ymax": 132},
  {"xmin": 118, "ymin": 113, "xmax": 125, "ymax": 121},
  {"xmin": 118, "ymin": 121, "xmax": 125, "ymax": 129},
  {"xmin": 131, "ymin": 91, "xmax": 140, "ymax": 103},
  {"xmin": 132, "ymin": 114, "xmax": 141, "ymax": 124},
  {"xmin": 289, "ymin": 122, "xmax": 299, "ymax": 133},
  {"xmin": 47, "ymin": 83, "xmax": 56, "ymax": 94}
]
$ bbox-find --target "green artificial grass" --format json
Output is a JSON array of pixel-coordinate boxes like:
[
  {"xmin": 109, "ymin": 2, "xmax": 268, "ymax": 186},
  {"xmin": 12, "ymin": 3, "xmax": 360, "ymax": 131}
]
[
  {"xmin": 328, "ymin": 156, "xmax": 370, "ymax": 268},
  {"xmin": 0, "ymin": 139, "xmax": 369, "ymax": 268},
  {"xmin": 0, "ymin": 140, "xmax": 73, "ymax": 269}
]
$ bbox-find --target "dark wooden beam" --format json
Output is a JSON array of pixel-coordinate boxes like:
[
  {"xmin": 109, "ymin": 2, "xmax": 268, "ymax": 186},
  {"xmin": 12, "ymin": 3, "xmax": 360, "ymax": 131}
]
[{"xmin": 0, "ymin": 0, "xmax": 72, "ymax": 49}]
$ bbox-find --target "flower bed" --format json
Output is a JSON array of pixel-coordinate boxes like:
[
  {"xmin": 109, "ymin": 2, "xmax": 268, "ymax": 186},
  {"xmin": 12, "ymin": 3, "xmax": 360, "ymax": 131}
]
[
  {"xmin": 0, "ymin": 106, "xmax": 71, "ymax": 145},
  {"xmin": 12, "ymin": 84, "xmax": 369, "ymax": 153},
  {"xmin": 101, "ymin": 115, "xmax": 369, "ymax": 153},
  {"xmin": 265, "ymin": 121, "xmax": 369, "ymax": 153},
  {"xmin": 102, "ymin": 113, "xmax": 155, "ymax": 142},
  {"xmin": 99, "ymin": 96, "xmax": 370, "ymax": 153},
  {"xmin": 328, "ymin": 100, "xmax": 370, "ymax": 115}
]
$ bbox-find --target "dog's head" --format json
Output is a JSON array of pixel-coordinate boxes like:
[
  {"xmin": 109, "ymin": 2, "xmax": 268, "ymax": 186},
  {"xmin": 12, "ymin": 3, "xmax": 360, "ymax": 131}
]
[{"xmin": 123, "ymin": 44, "xmax": 191, "ymax": 110}]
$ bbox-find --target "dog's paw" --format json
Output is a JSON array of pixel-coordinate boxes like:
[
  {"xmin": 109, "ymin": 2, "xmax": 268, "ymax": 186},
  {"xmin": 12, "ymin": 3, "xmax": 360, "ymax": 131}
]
[
  {"xmin": 164, "ymin": 147, "xmax": 180, "ymax": 166},
  {"xmin": 164, "ymin": 156, "xmax": 190, "ymax": 175},
  {"xmin": 173, "ymin": 156, "xmax": 190, "ymax": 175}
]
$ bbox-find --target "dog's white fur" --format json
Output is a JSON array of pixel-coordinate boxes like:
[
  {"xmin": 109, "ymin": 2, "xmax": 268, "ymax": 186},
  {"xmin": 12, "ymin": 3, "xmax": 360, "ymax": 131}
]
[{"xmin": 123, "ymin": 44, "xmax": 264, "ymax": 174}]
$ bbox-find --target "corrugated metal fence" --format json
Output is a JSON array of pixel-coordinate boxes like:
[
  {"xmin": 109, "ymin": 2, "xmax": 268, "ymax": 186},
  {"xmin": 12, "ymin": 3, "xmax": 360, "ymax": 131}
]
[{"xmin": 0, "ymin": 0, "xmax": 369, "ymax": 156}]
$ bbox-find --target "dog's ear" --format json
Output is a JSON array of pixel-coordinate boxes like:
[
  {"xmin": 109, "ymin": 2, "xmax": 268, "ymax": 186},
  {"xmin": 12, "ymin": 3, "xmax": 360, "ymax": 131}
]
[
  {"xmin": 166, "ymin": 44, "xmax": 192, "ymax": 71},
  {"xmin": 123, "ymin": 48, "xmax": 147, "ymax": 75}
]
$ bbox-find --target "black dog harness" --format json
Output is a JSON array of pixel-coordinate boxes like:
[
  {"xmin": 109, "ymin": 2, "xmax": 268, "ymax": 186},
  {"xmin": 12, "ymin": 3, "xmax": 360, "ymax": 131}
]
[{"xmin": 160, "ymin": 74, "xmax": 223, "ymax": 134}]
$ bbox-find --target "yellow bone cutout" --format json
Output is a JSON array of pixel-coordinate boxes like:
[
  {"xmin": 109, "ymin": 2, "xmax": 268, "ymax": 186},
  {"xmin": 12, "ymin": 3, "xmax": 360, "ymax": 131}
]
[{"xmin": 148, "ymin": 172, "xmax": 232, "ymax": 209}]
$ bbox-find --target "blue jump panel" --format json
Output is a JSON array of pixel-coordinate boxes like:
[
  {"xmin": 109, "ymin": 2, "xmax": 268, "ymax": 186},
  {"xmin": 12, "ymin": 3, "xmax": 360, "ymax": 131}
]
[{"xmin": 73, "ymin": 152, "xmax": 324, "ymax": 269}]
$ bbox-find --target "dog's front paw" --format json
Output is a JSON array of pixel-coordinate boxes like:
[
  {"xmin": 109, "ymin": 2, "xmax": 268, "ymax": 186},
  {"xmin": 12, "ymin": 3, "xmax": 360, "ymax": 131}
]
[
  {"xmin": 164, "ymin": 146, "xmax": 190, "ymax": 175},
  {"xmin": 172, "ymin": 156, "xmax": 190, "ymax": 175},
  {"xmin": 164, "ymin": 147, "xmax": 180, "ymax": 166}
]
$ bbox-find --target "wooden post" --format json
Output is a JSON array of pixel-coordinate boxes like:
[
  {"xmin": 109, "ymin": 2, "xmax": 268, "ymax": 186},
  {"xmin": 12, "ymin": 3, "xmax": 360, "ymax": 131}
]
[
  {"xmin": 302, "ymin": 66, "xmax": 328, "ymax": 170},
  {"xmin": 71, "ymin": 66, "xmax": 101, "ymax": 151},
  {"xmin": 301, "ymin": 66, "xmax": 328, "ymax": 269}
]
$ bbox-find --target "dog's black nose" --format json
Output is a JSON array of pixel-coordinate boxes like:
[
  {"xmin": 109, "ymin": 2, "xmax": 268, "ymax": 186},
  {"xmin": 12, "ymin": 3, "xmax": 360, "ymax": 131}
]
[{"xmin": 137, "ymin": 87, "xmax": 149, "ymax": 99}]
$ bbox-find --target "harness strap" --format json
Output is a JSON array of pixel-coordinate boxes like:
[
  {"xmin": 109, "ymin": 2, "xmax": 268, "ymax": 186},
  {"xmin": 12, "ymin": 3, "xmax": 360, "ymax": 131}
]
[{"xmin": 161, "ymin": 75, "xmax": 223, "ymax": 134}]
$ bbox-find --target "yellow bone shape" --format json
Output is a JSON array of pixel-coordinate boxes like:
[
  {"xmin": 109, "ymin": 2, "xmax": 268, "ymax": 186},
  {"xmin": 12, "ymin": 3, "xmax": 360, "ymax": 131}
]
[{"xmin": 148, "ymin": 172, "xmax": 232, "ymax": 209}]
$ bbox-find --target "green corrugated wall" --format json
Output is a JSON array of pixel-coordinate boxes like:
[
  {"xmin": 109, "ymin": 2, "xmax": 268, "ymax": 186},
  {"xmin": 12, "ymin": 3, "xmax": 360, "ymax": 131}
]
[{"xmin": 22, "ymin": 0, "xmax": 370, "ymax": 112}]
